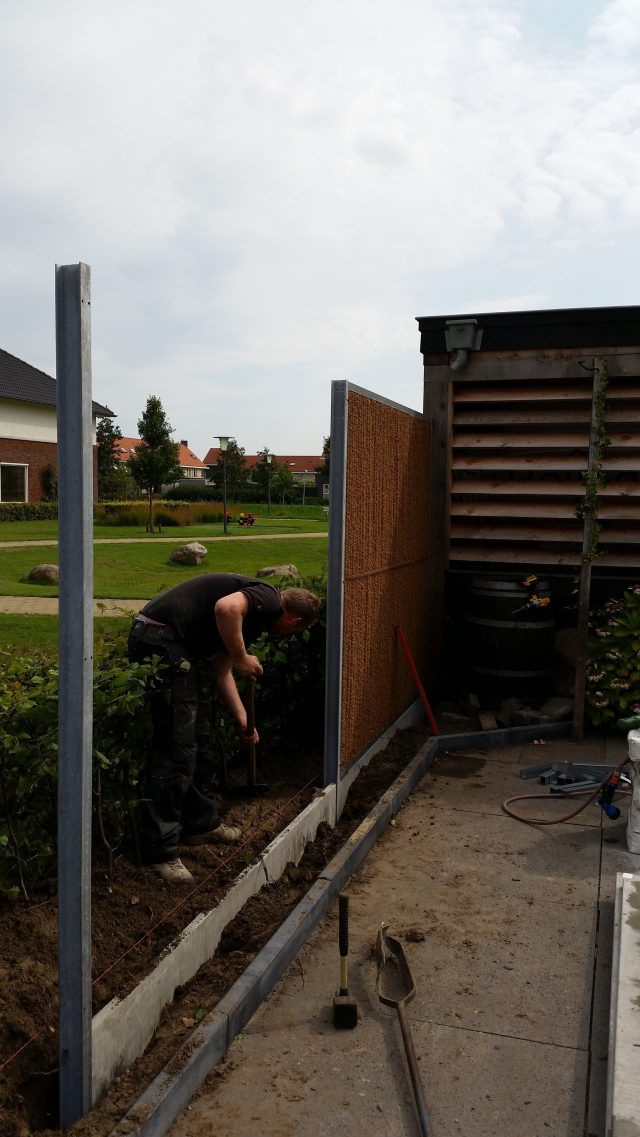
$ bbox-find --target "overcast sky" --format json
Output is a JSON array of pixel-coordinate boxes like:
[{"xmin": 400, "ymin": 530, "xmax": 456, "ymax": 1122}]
[{"xmin": 2, "ymin": 0, "xmax": 639, "ymax": 460}]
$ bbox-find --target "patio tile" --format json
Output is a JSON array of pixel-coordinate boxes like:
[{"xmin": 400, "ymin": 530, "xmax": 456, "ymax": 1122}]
[
  {"xmin": 372, "ymin": 798, "xmax": 601, "ymax": 907},
  {"xmin": 418, "ymin": 750, "xmax": 604, "ymax": 828},
  {"xmin": 343, "ymin": 893, "xmax": 595, "ymax": 1049},
  {"xmin": 393, "ymin": 1018, "xmax": 589, "ymax": 1137},
  {"xmin": 600, "ymin": 817, "xmax": 640, "ymax": 903}
]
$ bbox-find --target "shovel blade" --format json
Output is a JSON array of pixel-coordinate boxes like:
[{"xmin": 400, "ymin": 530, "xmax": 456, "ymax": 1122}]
[{"xmin": 376, "ymin": 924, "xmax": 416, "ymax": 1009}]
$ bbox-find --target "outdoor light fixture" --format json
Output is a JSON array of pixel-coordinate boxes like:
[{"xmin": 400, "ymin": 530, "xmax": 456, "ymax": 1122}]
[
  {"xmin": 217, "ymin": 435, "xmax": 234, "ymax": 533},
  {"xmin": 444, "ymin": 318, "xmax": 483, "ymax": 372},
  {"xmin": 266, "ymin": 452, "xmax": 272, "ymax": 517}
]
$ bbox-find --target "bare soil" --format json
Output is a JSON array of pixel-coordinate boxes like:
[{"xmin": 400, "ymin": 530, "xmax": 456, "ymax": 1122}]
[{"xmin": 0, "ymin": 726, "xmax": 431, "ymax": 1137}]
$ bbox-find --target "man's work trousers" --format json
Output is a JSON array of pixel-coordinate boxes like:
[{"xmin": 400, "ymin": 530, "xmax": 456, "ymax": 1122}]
[{"xmin": 128, "ymin": 621, "xmax": 219, "ymax": 864}]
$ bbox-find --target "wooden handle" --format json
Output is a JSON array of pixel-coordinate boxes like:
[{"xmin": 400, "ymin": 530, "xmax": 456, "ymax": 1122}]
[
  {"xmin": 245, "ymin": 679, "xmax": 255, "ymax": 735},
  {"xmin": 244, "ymin": 680, "xmax": 257, "ymax": 786}
]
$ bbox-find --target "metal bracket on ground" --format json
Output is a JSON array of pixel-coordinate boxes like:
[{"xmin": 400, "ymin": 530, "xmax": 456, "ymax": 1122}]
[{"xmin": 520, "ymin": 762, "xmax": 615, "ymax": 793}]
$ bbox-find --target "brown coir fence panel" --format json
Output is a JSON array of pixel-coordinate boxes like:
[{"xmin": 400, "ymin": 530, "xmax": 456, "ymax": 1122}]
[{"xmin": 340, "ymin": 390, "xmax": 430, "ymax": 769}]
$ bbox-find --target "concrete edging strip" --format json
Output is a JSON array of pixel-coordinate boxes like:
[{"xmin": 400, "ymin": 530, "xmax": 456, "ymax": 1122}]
[
  {"xmin": 94, "ymin": 787, "xmax": 335, "ymax": 1104},
  {"xmin": 109, "ymin": 719, "xmax": 572, "ymax": 1137},
  {"xmin": 606, "ymin": 871, "xmax": 640, "ymax": 1134}
]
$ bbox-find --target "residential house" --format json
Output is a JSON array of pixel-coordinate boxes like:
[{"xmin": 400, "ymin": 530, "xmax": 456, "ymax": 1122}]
[
  {"xmin": 0, "ymin": 347, "xmax": 113, "ymax": 502},
  {"xmin": 203, "ymin": 449, "xmax": 324, "ymax": 494},
  {"xmin": 117, "ymin": 438, "xmax": 207, "ymax": 487}
]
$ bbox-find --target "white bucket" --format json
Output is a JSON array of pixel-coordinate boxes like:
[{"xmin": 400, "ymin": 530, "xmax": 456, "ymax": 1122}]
[{"xmin": 626, "ymin": 730, "xmax": 640, "ymax": 853}]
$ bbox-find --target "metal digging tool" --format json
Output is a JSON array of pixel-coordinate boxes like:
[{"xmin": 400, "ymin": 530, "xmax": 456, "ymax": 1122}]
[
  {"xmin": 376, "ymin": 924, "xmax": 432, "ymax": 1137},
  {"xmin": 226, "ymin": 680, "xmax": 269, "ymax": 797}
]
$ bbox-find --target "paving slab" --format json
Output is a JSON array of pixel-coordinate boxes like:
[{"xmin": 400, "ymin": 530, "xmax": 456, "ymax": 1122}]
[
  {"xmin": 372, "ymin": 802, "xmax": 601, "ymax": 906},
  {"xmin": 423, "ymin": 747, "xmax": 605, "ymax": 828},
  {"xmin": 599, "ymin": 817, "xmax": 640, "ymax": 903},
  {"xmin": 166, "ymin": 738, "xmax": 610, "ymax": 1137},
  {"xmin": 587, "ymin": 897, "xmax": 616, "ymax": 1137}
]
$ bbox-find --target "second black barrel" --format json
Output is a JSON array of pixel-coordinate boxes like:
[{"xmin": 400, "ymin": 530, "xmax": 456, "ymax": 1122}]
[{"xmin": 465, "ymin": 576, "xmax": 554, "ymax": 698}]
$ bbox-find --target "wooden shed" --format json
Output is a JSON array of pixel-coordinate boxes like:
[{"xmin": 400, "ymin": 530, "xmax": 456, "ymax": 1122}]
[{"xmin": 417, "ymin": 305, "xmax": 640, "ymax": 706}]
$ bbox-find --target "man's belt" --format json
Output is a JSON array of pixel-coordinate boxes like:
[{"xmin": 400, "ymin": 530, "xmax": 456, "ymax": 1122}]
[{"xmin": 134, "ymin": 613, "xmax": 167, "ymax": 628}]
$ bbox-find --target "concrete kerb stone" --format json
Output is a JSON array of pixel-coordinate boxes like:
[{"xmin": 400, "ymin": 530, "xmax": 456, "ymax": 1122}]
[
  {"xmin": 107, "ymin": 720, "xmax": 573, "ymax": 1137},
  {"xmin": 93, "ymin": 787, "xmax": 335, "ymax": 1105}
]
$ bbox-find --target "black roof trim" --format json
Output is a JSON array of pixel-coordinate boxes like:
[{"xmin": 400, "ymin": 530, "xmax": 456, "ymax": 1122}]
[
  {"xmin": 416, "ymin": 304, "xmax": 640, "ymax": 355},
  {"xmin": 0, "ymin": 347, "xmax": 114, "ymax": 416}
]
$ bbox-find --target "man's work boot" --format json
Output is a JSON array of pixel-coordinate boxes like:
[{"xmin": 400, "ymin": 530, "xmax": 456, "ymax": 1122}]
[
  {"xmin": 182, "ymin": 823, "xmax": 242, "ymax": 846},
  {"xmin": 151, "ymin": 858, "xmax": 193, "ymax": 883}
]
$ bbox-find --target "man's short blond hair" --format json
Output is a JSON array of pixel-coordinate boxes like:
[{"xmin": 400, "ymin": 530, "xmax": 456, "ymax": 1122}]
[{"xmin": 282, "ymin": 587, "xmax": 321, "ymax": 627}]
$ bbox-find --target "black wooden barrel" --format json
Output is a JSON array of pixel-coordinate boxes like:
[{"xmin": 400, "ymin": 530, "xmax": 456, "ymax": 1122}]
[{"xmin": 465, "ymin": 576, "xmax": 554, "ymax": 697}]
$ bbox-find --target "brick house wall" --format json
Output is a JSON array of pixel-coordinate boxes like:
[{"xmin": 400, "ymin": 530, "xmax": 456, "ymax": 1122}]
[{"xmin": 0, "ymin": 438, "xmax": 99, "ymax": 502}]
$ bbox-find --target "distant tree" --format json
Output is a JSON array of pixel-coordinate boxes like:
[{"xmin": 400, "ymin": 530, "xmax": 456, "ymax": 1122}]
[
  {"xmin": 252, "ymin": 448, "xmax": 276, "ymax": 501},
  {"xmin": 251, "ymin": 449, "xmax": 296, "ymax": 505},
  {"xmin": 208, "ymin": 439, "xmax": 248, "ymax": 500},
  {"xmin": 272, "ymin": 462, "xmax": 294, "ymax": 504},
  {"xmin": 127, "ymin": 396, "xmax": 182, "ymax": 531},
  {"xmin": 42, "ymin": 462, "xmax": 58, "ymax": 502},
  {"xmin": 110, "ymin": 463, "xmax": 141, "ymax": 501},
  {"xmin": 316, "ymin": 435, "xmax": 330, "ymax": 477},
  {"xmin": 96, "ymin": 416, "xmax": 123, "ymax": 500}
]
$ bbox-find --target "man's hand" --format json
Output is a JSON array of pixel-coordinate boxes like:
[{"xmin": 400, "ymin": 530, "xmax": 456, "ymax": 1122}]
[
  {"xmin": 233, "ymin": 652, "xmax": 263, "ymax": 680},
  {"xmin": 237, "ymin": 721, "xmax": 259, "ymax": 745}
]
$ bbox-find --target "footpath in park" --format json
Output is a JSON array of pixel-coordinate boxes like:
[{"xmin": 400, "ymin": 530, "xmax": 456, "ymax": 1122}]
[{"xmin": 0, "ymin": 531, "xmax": 327, "ymax": 615}]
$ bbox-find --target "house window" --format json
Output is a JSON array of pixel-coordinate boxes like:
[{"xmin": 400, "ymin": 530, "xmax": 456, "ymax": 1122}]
[{"xmin": 0, "ymin": 464, "xmax": 27, "ymax": 502}]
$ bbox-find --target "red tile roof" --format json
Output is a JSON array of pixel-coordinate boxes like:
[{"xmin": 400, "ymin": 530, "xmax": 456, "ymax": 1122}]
[
  {"xmin": 202, "ymin": 448, "xmax": 322, "ymax": 473},
  {"xmin": 116, "ymin": 438, "xmax": 205, "ymax": 468}
]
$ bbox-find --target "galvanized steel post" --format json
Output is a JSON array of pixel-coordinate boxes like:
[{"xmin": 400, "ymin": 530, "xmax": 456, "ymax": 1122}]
[
  {"xmin": 56, "ymin": 262, "xmax": 94, "ymax": 1126},
  {"xmin": 323, "ymin": 380, "xmax": 347, "ymax": 791}
]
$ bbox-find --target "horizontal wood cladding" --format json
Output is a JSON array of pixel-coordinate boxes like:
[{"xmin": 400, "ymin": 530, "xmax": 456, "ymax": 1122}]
[{"xmin": 446, "ymin": 368, "xmax": 640, "ymax": 569}]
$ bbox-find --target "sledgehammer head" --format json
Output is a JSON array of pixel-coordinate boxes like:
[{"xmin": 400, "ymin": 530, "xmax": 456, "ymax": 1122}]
[{"xmin": 333, "ymin": 989, "xmax": 358, "ymax": 1029}]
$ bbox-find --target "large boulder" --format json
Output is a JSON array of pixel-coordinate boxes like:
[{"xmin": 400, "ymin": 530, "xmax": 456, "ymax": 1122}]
[
  {"xmin": 256, "ymin": 564, "xmax": 299, "ymax": 579},
  {"xmin": 28, "ymin": 563, "xmax": 59, "ymax": 584},
  {"xmin": 169, "ymin": 543, "xmax": 208, "ymax": 566}
]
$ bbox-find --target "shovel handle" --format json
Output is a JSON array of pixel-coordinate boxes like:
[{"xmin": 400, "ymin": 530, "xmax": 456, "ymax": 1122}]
[
  {"xmin": 244, "ymin": 680, "xmax": 257, "ymax": 786},
  {"xmin": 245, "ymin": 679, "xmax": 255, "ymax": 735},
  {"xmin": 397, "ymin": 1002, "xmax": 432, "ymax": 1137}
]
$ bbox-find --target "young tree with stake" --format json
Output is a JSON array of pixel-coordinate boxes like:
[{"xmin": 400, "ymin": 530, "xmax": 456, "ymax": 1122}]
[{"xmin": 127, "ymin": 396, "xmax": 182, "ymax": 532}]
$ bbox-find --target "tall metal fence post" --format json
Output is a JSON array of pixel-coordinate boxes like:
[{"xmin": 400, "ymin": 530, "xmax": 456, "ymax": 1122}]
[
  {"xmin": 56, "ymin": 262, "xmax": 94, "ymax": 1126},
  {"xmin": 323, "ymin": 381, "xmax": 347, "ymax": 792}
]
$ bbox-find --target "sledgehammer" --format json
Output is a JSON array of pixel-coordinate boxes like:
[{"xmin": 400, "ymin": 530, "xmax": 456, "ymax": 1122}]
[{"xmin": 333, "ymin": 893, "xmax": 358, "ymax": 1029}]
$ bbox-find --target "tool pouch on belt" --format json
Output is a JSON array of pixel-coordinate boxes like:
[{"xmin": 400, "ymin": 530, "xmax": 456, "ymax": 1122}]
[{"xmin": 129, "ymin": 620, "xmax": 192, "ymax": 674}]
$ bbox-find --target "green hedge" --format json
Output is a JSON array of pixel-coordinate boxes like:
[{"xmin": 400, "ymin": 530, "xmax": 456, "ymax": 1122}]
[
  {"xmin": 0, "ymin": 502, "xmax": 59, "ymax": 522},
  {"xmin": 0, "ymin": 576, "xmax": 326, "ymax": 898}
]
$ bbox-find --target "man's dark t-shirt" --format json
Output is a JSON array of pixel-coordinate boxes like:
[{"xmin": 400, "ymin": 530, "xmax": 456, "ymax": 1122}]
[{"xmin": 140, "ymin": 574, "xmax": 282, "ymax": 659}]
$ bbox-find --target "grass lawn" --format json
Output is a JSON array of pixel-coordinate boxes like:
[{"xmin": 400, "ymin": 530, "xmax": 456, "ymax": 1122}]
[
  {"xmin": 0, "ymin": 516, "xmax": 328, "ymax": 542},
  {"xmin": 0, "ymin": 615, "xmax": 131, "ymax": 653},
  {"xmin": 0, "ymin": 536, "xmax": 328, "ymax": 598}
]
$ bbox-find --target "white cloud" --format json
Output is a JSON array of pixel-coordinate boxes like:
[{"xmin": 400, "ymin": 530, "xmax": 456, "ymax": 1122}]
[{"xmin": 1, "ymin": 1, "xmax": 639, "ymax": 456}]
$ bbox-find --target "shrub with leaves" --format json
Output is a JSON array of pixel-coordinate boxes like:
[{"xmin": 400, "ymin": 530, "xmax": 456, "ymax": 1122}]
[
  {"xmin": 586, "ymin": 585, "xmax": 640, "ymax": 727},
  {"xmin": 0, "ymin": 630, "xmax": 156, "ymax": 898},
  {"xmin": 0, "ymin": 576, "xmax": 326, "ymax": 897},
  {"xmin": 0, "ymin": 502, "xmax": 58, "ymax": 522}
]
